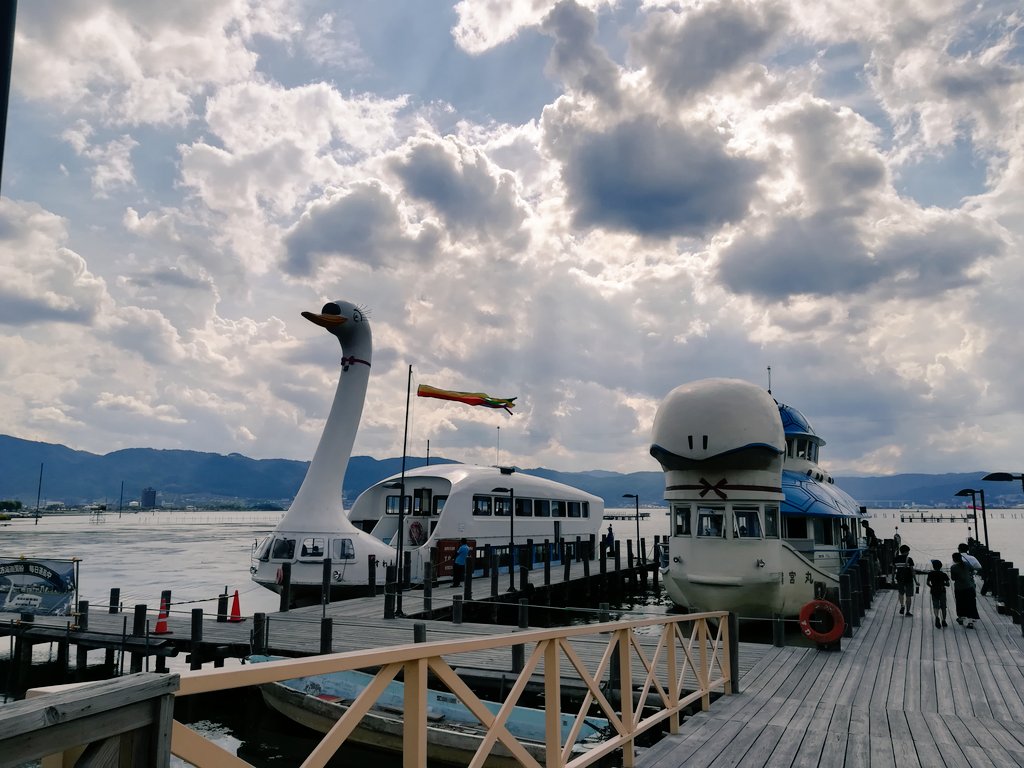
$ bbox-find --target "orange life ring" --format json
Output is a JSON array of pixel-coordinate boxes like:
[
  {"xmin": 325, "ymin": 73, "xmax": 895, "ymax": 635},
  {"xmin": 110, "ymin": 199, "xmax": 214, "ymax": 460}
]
[
  {"xmin": 798, "ymin": 599, "xmax": 845, "ymax": 644},
  {"xmin": 275, "ymin": 567, "xmax": 284, "ymax": 585}
]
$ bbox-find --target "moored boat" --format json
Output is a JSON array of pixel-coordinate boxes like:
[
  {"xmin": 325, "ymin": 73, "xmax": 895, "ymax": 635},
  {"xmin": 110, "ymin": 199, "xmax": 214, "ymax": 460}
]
[
  {"xmin": 250, "ymin": 655, "xmax": 609, "ymax": 767},
  {"xmin": 651, "ymin": 378, "xmax": 863, "ymax": 618}
]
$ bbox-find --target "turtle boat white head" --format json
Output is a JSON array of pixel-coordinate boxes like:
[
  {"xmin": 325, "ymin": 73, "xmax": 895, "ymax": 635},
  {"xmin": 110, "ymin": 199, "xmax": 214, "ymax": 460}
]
[{"xmin": 651, "ymin": 378, "xmax": 863, "ymax": 619}]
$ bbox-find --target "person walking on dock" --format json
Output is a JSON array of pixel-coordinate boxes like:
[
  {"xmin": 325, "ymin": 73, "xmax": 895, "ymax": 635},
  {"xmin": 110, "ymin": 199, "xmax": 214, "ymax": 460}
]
[
  {"xmin": 452, "ymin": 538, "xmax": 470, "ymax": 588},
  {"xmin": 951, "ymin": 552, "xmax": 980, "ymax": 628},
  {"xmin": 925, "ymin": 559, "xmax": 950, "ymax": 628},
  {"xmin": 604, "ymin": 525, "xmax": 615, "ymax": 557},
  {"xmin": 893, "ymin": 544, "xmax": 917, "ymax": 616}
]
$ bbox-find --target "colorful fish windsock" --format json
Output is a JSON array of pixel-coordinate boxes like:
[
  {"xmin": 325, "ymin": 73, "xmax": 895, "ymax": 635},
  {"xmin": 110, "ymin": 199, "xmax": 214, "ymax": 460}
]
[{"xmin": 416, "ymin": 384, "xmax": 516, "ymax": 415}]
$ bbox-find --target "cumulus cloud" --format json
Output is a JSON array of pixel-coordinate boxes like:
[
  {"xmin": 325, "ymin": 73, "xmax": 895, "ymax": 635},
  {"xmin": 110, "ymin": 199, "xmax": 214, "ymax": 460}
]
[
  {"xmin": 541, "ymin": 0, "xmax": 622, "ymax": 107},
  {"xmin": 547, "ymin": 114, "xmax": 762, "ymax": 238},
  {"xmin": 451, "ymin": 0, "xmax": 614, "ymax": 54}
]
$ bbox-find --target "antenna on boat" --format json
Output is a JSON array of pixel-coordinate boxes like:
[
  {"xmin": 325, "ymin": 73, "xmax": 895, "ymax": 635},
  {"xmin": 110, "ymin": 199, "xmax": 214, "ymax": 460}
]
[
  {"xmin": 496, "ymin": 425, "xmax": 500, "ymax": 466},
  {"xmin": 767, "ymin": 366, "xmax": 772, "ymax": 395}
]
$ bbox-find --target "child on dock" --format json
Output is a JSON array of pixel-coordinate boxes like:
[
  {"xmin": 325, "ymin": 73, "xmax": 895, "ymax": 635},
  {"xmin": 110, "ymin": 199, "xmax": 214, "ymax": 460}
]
[
  {"xmin": 925, "ymin": 559, "xmax": 950, "ymax": 629},
  {"xmin": 893, "ymin": 544, "xmax": 917, "ymax": 617}
]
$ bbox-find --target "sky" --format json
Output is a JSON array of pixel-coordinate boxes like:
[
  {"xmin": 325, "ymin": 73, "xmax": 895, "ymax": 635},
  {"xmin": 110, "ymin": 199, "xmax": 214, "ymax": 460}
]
[{"xmin": 1, "ymin": 0, "xmax": 1022, "ymax": 478}]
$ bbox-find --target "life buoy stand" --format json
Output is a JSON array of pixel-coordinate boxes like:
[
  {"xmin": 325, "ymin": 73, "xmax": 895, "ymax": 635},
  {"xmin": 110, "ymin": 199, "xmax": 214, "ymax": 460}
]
[
  {"xmin": 798, "ymin": 599, "xmax": 845, "ymax": 644},
  {"xmin": 275, "ymin": 567, "xmax": 284, "ymax": 585}
]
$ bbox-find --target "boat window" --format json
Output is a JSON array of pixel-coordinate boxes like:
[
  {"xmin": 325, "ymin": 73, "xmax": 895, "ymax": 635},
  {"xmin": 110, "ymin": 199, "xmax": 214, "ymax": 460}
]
[
  {"xmin": 413, "ymin": 488, "xmax": 432, "ymax": 516},
  {"xmin": 255, "ymin": 536, "xmax": 272, "ymax": 561},
  {"xmin": 332, "ymin": 538, "xmax": 355, "ymax": 561},
  {"xmin": 474, "ymin": 495, "xmax": 494, "ymax": 516},
  {"xmin": 673, "ymin": 505, "xmax": 691, "ymax": 536},
  {"xmin": 733, "ymin": 507, "xmax": 762, "ymax": 538},
  {"xmin": 582, "ymin": 501, "xmax": 590, "ymax": 518},
  {"xmin": 433, "ymin": 496, "xmax": 447, "ymax": 516},
  {"xmin": 515, "ymin": 498, "xmax": 532, "ymax": 517},
  {"xmin": 764, "ymin": 506, "xmax": 779, "ymax": 538},
  {"xmin": 552, "ymin": 500, "xmax": 567, "ymax": 518},
  {"xmin": 784, "ymin": 516, "xmax": 808, "ymax": 539},
  {"xmin": 270, "ymin": 538, "xmax": 295, "ymax": 559},
  {"xmin": 534, "ymin": 499, "xmax": 550, "ymax": 517},
  {"xmin": 813, "ymin": 517, "xmax": 834, "ymax": 545},
  {"xmin": 568, "ymin": 501, "xmax": 582, "ymax": 518},
  {"xmin": 385, "ymin": 495, "xmax": 412, "ymax": 515},
  {"xmin": 696, "ymin": 507, "xmax": 724, "ymax": 538},
  {"xmin": 299, "ymin": 537, "xmax": 325, "ymax": 558}
]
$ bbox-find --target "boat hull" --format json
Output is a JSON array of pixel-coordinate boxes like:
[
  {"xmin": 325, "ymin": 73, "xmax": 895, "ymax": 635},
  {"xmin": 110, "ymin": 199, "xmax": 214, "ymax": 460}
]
[{"xmin": 260, "ymin": 681, "xmax": 545, "ymax": 768}]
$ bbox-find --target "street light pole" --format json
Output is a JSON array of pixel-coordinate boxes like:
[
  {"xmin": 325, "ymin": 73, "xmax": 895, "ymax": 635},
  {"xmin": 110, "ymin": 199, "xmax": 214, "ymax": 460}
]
[
  {"xmin": 954, "ymin": 488, "xmax": 978, "ymax": 541},
  {"xmin": 978, "ymin": 488, "xmax": 989, "ymax": 549},
  {"xmin": 383, "ymin": 480, "xmax": 407, "ymax": 616},
  {"xmin": 623, "ymin": 493, "xmax": 641, "ymax": 563},
  {"xmin": 493, "ymin": 486, "xmax": 515, "ymax": 591}
]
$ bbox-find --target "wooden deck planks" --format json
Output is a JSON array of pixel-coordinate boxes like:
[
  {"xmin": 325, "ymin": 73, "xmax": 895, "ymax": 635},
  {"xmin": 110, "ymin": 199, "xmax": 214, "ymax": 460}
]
[{"xmin": 637, "ymin": 589, "xmax": 1024, "ymax": 768}]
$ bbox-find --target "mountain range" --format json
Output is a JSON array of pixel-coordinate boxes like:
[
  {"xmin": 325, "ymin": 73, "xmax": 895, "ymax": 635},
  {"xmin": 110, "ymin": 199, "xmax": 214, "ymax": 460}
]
[{"xmin": 1, "ymin": 434, "xmax": 1019, "ymax": 509}]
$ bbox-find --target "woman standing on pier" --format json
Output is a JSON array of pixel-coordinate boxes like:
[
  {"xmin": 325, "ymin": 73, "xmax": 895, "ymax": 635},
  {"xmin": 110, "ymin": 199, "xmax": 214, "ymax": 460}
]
[{"xmin": 950, "ymin": 552, "xmax": 980, "ymax": 629}]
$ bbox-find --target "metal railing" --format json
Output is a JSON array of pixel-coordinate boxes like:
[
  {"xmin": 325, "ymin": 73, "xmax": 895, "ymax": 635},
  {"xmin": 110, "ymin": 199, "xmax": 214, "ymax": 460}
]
[{"xmin": 171, "ymin": 610, "xmax": 733, "ymax": 768}]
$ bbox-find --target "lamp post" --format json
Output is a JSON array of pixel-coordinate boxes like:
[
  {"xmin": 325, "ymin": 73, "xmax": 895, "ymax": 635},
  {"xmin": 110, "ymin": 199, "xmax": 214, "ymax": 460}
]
[
  {"xmin": 493, "ymin": 486, "xmax": 515, "ymax": 591},
  {"xmin": 955, "ymin": 487, "xmax": 988, "ymax": 549},
  {"xmin": 623, "ymin": 493, "xmax": 641, "ymax": 563},
  {"xmin": 383, "ymin": 480, "xmax": 407, "ymax": 616}
]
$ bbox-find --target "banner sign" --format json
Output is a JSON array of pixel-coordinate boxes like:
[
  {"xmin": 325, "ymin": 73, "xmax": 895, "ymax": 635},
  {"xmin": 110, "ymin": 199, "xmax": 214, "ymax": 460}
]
[{"xmin": 0, "ymin": 558, "xmax": 78, "ymax": 616}]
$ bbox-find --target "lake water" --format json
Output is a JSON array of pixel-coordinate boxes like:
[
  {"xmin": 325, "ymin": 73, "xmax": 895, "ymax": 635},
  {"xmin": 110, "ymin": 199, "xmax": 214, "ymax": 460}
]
[{"xmin": 3, "ymin": 506, "xmax": 1021, "ymax": 765}]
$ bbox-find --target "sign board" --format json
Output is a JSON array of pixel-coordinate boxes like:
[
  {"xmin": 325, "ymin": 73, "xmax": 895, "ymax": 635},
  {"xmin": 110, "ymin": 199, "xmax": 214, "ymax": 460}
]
[{"xmin": 0, "ymin": 558, "xmax": 78, "ymax": 616}]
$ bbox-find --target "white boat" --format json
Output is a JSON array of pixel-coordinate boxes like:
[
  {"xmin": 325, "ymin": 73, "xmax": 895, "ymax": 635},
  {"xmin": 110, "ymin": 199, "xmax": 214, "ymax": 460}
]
[
  {"xmin": 250, "ymin": 300, "xmax": 604, "ymax": 604},
  {"xmin": 250, "ymin": 655, "xmax": 609, "ymax": 767},
  {"xmin": 650, "ymin": 378, "xmax": 863, "ymax": 618}
]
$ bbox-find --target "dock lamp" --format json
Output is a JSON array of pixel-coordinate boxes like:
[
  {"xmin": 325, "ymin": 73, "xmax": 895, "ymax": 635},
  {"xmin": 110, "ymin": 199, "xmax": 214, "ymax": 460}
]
[
  {"xmin": 954, "ymin": 488, "xmax": 989, "ymax": 549},
  {"xmin": 623, "ymin": 493, "xmax": 641, "ymax": 563},
  {"xmin": 983, "ymin": 472, "xmax": 1024, "ymax": 492},
  {"xmin": 493, "ymin": 486, "xmax": 516, "ymax": 591},
  {"xmin": 383, "ymin": 480, "xmax": 407, "ymax": 616}
]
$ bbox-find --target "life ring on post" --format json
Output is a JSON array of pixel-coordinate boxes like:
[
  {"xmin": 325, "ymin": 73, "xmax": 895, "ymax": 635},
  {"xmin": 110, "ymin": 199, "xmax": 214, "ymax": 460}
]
[
  {"xmin": 798, "ymin": 599, "xmax": 845, "ymax": 644},
  {"xmin": 408, "ymin": 521, "xmax": 425, "ymax": 546},
  {"xmin": 275, "ymin": 567, "xmax": 284, "ymax": 585}
]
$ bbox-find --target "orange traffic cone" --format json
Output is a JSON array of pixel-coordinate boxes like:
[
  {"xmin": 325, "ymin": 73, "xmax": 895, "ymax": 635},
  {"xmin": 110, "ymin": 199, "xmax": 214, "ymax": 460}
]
[
  {"xmin": 228, "ymin": 589, "xmax": 243, "ymax": 622},
  {"xmin": 153, "ymin": 595, "xmax": 172, "ymax": 635}
]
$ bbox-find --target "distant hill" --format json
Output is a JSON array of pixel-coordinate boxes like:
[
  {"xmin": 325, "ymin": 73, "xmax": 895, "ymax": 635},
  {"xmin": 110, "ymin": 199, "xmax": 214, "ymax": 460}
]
[{"xmin": 0, "ymin": 434, "xmax": 1017, "ymax": 509}]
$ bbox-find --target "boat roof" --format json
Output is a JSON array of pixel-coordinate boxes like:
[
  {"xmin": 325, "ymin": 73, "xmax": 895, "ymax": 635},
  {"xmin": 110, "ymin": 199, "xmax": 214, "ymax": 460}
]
[
  {"xmin": 777, "ymin": 402, "xmax": 825, "ymax": 446},
  {"xmin": 781, "ymin": 469, "xmax": 862, "ymax": 518},
  {"xmin": 378, "ymin": 464, "xmax": 604, "ymax": 504}
]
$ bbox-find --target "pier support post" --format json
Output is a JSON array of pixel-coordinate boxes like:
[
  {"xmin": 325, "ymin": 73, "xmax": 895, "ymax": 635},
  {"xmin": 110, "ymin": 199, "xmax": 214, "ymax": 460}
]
[
  {"xmin": 527, "ymin": 538, "xmax": 535, "ymax": 569},
  {"xmin": 278, "ymin": 563, "xmax": 292, "ymax": 612},
  {"xmin": 403, "ymin": 551, "xmax": 412, "ymax": 589},
  {"xmin": 483, "ymin": 544, "xmax": 491, "ymax": 576},
  {"xmin": 518, "ymin": 598, "xmax": 529, "ymax": 629},
  {"xmin": 190, "ymin": 609, "xmax": 203, "ymax": 670},
  {"xmin": 576, "ymin": 536, "xmax": 582, "ymax": 562},
  {"xmin": 77, "ymin": 600, "xmax": 89, "ymax": 631},
  {"xmin": 104, "ymin": 590, "xmax": 118, "ymax": 672},
  {"xmin": 319, "ymin": 618, "xmax": 332, "ymax": 654},
  {"xmin": 368, "ymin": 554, "xmax": 377, "ymax": 595},
  {"xmin": 512, "ymin": 643, "xmax": 524, "ymax": 673},
  {"xmin": 490, "ymin": 552, "xmax": 499, "ymax": 597},
  {"xmin": 1018, "ymin": 574, "xmax": 1024, "ymax": 636},
  {"xmin": 839, "ymin": 574, "xmax": 854, "ymax": 638},
  {"xmin": 453, "ymin": 595, "xmax": 463, "ymax": 625},
  {"xmin": 589, "ymin": 533, "xmax": 596, "ymax": 560},
  {"xmin": 464, "ymin": 556, "xmax": 474, "ymax": 602},
  {"xmin": 130, "ymin": 604, "xmax": 147, "ymax": 674},
  {"xmin": 321, "ymin": 557, "xmax": 332, "ymax": 611},
  {"xmin": 544, "ymin": 541, "xmax": 551, "ymax": 586},
  {"xmin": 652, "ymin": 543, "xmax": 660, "ymax": 592},
  {"xmin": 519, "ymin": 565, "xmax": 529, "ymax": 592},
  {"xmin": 1007, "ymin": 567, "xmax": 1019, "ymax": 623},
  {"xmin": 384, "ymin": 564, "xmax": 396, "ymax": 620},
  {"xmin": 423, "ymin": 562, "xmax": 433, "ymax": 613},
  {"xmin": 252, "ymin": 613, "xmax": 267, "ymax": 655},
  {"xmin": 849, "ymin": 567, "xmax": 862, "ymax": 628},
  {"xmin": 772, "ymin": 613, "xmax": 786, "ymax": 647}
]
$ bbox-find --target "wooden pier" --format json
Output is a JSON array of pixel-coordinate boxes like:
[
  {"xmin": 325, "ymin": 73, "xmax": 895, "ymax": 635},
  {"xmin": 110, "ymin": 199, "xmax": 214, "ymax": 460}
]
[{"xmin": 637, "ymin": 589, "xmax": 1024, "ymax": 768}]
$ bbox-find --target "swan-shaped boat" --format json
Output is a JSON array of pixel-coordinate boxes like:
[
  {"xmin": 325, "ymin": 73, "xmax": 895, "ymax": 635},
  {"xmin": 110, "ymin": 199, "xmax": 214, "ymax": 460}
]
[{"xmin": 651, "ymin": 378, "xmax": 863, "ymax": 618}]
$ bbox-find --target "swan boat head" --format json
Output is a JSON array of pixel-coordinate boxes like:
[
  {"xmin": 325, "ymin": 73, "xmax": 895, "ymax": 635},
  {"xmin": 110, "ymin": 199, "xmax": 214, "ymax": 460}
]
[{"xmin": 251, "ymin": 299, "xmax": 394, "ymax": 604}]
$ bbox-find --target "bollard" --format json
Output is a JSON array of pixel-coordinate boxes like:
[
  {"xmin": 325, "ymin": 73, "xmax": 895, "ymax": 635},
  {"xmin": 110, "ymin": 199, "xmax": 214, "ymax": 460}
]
[
  {"xmin": 600, "ymin": 602, "xmax": 610, "ymax": 623},
  {"xmin": 563, "ymin": 554, "xmax": 571, "ymax": 585},
  {"xmin": 627, "ymin": 540, "xmax": 635, "ymax": 571},
  {"xmin": 641, "ymin": 538, "xmax": 648, "ymax": 565},
  {"xmin": 414, "ymin": 622, "xmax": 427, "ymax": 643},
  {"xmin": 320, "ymin": 617, "xmax": 333, "ymax": 654},
  {"xmin": 423, "ymin": 561, "xmax": 433, "ymax": 612},
  {"xmin": 599, "ymin": 548, "xmax": 607, "ymax": 575},
  {"xmin": 130, "ymin": 604, "xmax": 147, "ymax": 674},
  {"xmin": 384, "ymin": 585, "xmax": 396, "ymax": 620},
  {"xmin": 1007, "ymin": 567, "xmax": 1019, "ymax": 624},
  {"xmin": 490, "ymin": 552, "xmax": 499, "ymax": 597},
  {"xmin": 850, "ymin": 567, "xmax": 862, "ymax": 628},
  {"xmin": 518, "ymin": 598, "xmax": 529, "ymax": 629},
  {"xmin": 589, "ymin": 533, "xmax": 596, "ymax": 561},
  {"xmin": 279, "ymin": 562, "xmax": 292, "ymax": 612},
  {"xmin": 527, "ymin": 538, "xmax": 535, "ymax": 569},
  {"xmin": 321, "ymin": 557, "xmax": 332, "ymax": 613},
  {"xmin": 217, "ymin": 591, "xmax": 229, "ymax": 622},
  {"xmin": 839, "ymin": 574, "xmax": 854, "ymax": 638},
  {"xmin": 512, "ymin": 643, "xmax": 525, "ymax": 673},
  {"xmin": 403, "ymin": 550, "xmax": 412, "ymax": 588},
  {"xmin": 108, "ymin": 588, "xmax": 120, "ymax": 614},
  {"xmin": 520, "ymin": 565, "xmax": 529, "ymax": 592},
  {"xmin": 453, "ymin": 595, "xmax": 463, "ymax": 625},
  {"xmin": 773, "ymin": 613, "xmax": 786, "ymax": 647},
  {"xmin": 482, "ymin": 544, "xmax": 491, "ymax": 576},
  {"xmin": 464, "ymin": 556, "xmax": 474, "ymax": 601},
  {"xmin": 253, "ymin": 613, "xmax": 268, "ymax": 654},
  {"xmin": 77, "ymin": 600, "xmax": 90, "ymax": 631},
  {"xmin": 1019, "ymin": 574, "xmax": 1024, "ymax": 637},
  {"xmin": 544, "ymin": 541, "xmax": 552, "ymax": 586},
  {"xmin": 652, "ymin": 545, "xmax": 660, "ymax": 591},
  {"xmin": 576, "ymin": 536, "xmax": 582, "ymax": 563}
]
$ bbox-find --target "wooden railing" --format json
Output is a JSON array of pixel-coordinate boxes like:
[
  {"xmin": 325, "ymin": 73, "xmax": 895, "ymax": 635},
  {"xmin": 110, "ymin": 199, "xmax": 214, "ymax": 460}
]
[{"xmin": 171, "ymin": 611, "xmax": 733, "ymax": 768}]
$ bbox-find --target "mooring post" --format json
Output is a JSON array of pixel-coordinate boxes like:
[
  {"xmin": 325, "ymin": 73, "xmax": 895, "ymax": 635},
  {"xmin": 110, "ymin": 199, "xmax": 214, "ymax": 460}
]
[
  {"xmin": 652, "ymin": 544, "xmax": 660, "ymax": 592},
  {"xmin": 319, "ymin": 617, "xmax": 333, "ymax": 654},
  {"xmin": 544, "ymin": 540, "xmax": 552, "ymax": 586},
  {"xmin": 839, "ymin": 573, "xmax": 854, "ymax": 638},
  {"xmin": 252, "ymin": 613, "xmax": 267, "ymax": 654},
  {"xmin": 527, "ymin": 538, "xmax": 535, "ymax": 569},
  {"xmin": 589, "ymin": 533, "xmax": 596, "ymax": 560},
  {"xmin": 403, "ymin": 550, "xmax": 412, "ymax": 588},
  {"xmin": 1018, "ymin": 574, "xmax": 1024, "ymax": 637},
  {"xmin": 512, "ymin": 643, "xmax": 525, "ymax": 673},
  {"xmin": 414, "ymin": 622, "xmax": 427, "ymax": 643},
  {"xmin": 423, "ymin": 561, "xmax": 433, "ymax": 612},
  {"xmin": 464, "ymin": 556, "xmax": 474, "ymax": 601},
  {"xmin": 1007, "ymin": 567, "xmax": 1019, "ymax": 624},
  {"xmin": 77, "ymin": 600, "xmax": 90, "ymax": 631},
  {"xmin": 190, "ymin": 609, "xmax": 203, "ymax": 670},
  {"xmin": 518, "ymin": 598, "xmax": 529, "ymax": 629},
  {"xmin": 130, "ymin": 604, "xmax": 147, "ymax": 673},
  {"xmin": 600, "ymin": 602, "xmax": 610, "ymax": 623},
  {"xmin": 217, "ymin": 591, "xmax": 229, "ymax": 623},
  {"xmin": 519, "ymin": 564, "xmax": 529, "ymax": 592},
  {"xmin": 321, "ymin": 557, "xmax": 332, "ymax": 615},
  {"xmin": 576, "ymin": 536, "xmax": 582, "ymax": 563},
  {"xmin": 850, "ymin": 566, "xmax": 862, "ymax": 628},
  {"xmin": 773, "ymin": 613, "xmax": 785, "ymax": 647},
  {"xmin": 368, "ymin": 554, "xmax": 377, "ymax": 595},
  {"xmin": 384, "ymin": 564, "xmax": 397, "ymax": 620},
  {"xmin": 482, "ymin": 544, "xmax": 491, "ymax": 577},
  {"xmin": 453, "ymin": 595, "xmax": 463, "ymax": 625},
  {"xmin": 108, "ymin": 588, "xmax": 120, "ymax": 614},
  {"xmin": 279, "ymin": 562, "xmax": 292, "ymax": 612},
  {"xmin": 563, "ymin": 553, "xmax": 571, "ymax": 584}
]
